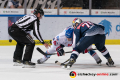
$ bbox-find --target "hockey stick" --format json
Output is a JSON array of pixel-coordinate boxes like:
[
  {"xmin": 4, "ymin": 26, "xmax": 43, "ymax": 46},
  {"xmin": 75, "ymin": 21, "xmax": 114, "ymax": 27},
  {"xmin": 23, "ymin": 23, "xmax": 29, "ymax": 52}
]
[
  {"xmin": 105, "ymin": 32, "xmax": 108, "ymax": 36},
  {"xmin": 37, "ymin": 32, "xmax": 108, "ymax": 56},
  {"xmin": 36, "ymin": 47, "xmax": 97, "ymax": 56},
  {"xmin": 55, "ymin": 59, "xmax": 70, "ymax": 66},
  {"xmin": 36, "ymin": 47, "xmax": 72, "ymax": 56}
]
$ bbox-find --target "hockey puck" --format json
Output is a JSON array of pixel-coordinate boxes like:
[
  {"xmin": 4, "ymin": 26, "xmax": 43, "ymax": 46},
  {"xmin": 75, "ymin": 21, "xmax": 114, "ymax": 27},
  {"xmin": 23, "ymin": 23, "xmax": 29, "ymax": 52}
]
[
  {"xmin": 9, "ymin": 39, "xmax": 12, "ymax": 42},
  {"xmin": 55, "ymin": 60, "xmax": 58, "ymax": 63}
]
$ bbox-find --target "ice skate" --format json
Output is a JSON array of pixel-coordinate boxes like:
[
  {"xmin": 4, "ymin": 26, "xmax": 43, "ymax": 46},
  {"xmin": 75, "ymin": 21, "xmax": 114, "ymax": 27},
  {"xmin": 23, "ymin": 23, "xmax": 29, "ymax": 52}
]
[
  {"xmin": 96, "ymin": 58, "xmax": 102, "ymax": 65},
  {"xmin": 106, "ymin": 57, "xmax": 115, "ymax": 67},
  {"xmin": 37, "ymin": 57, "xmax": 48, "ymax": 64},
  {"xmin": 13, "ymin": 59, "xmax": 23, "ymax": 66},
  {"xmin": 22, "ymin": 61, "xmax": 36, "ymax": 68},
  {"xmin": 64, "ymin": 58, "xmax": 76, "ymax": 69}
]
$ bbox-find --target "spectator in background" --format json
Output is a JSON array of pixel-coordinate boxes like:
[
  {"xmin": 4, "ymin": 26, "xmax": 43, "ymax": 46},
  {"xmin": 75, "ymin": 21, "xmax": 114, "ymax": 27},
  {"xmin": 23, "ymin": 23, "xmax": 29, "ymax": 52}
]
[{"xmin": 8, "ymin": 0, "xmax": 22, "ymax": 8}]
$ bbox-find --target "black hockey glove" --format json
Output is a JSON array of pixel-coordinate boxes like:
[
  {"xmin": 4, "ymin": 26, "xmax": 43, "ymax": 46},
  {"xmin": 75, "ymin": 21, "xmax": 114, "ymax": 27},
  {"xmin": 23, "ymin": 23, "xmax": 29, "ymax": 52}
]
[{"xmin": 56, "ymin": 46, "xmax": 64, "ymax": 56}]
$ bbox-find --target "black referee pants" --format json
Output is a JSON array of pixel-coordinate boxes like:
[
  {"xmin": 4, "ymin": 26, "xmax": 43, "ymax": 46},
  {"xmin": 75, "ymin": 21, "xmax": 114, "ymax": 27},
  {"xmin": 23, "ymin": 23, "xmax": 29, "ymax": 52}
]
[{"xmin": 8, "ymin": 24, "xmax": 35, "ymax": 62}]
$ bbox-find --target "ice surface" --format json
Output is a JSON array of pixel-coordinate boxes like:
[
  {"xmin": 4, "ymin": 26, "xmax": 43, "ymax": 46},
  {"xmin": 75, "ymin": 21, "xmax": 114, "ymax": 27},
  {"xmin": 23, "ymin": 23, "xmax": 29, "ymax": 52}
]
[{"xmin": 0, "ymin": 45, "xmax": 120, "ymax": 80}]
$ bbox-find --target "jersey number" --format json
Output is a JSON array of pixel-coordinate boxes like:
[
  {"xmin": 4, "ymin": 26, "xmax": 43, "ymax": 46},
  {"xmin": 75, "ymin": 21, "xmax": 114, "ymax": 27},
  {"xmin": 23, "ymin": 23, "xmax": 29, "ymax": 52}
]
[{"xmin": 77, "ymin": 22, "xmax": 94, "ymax": 29}]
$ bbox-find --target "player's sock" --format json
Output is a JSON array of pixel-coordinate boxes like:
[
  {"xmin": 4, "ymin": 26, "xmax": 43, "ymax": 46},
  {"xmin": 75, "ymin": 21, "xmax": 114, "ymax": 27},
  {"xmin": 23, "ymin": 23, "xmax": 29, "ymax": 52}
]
[
  {"xmin": 100, "ymin": 48, "xmax": 114, "ymax": 66},
  {"xmin": 88, "ymin": 50, "xmax": 98, "ymax": 60},
  {"xmin": 100, "ymin": 48, "xmax": 111, "ymax": 59},
  {"xmin": 37, "ymin": 51, "xmax": 50, "ymax": 64},
  {"xmin": 70, "ymin": 51, "xmax": 79, "ymax": 60},
  {"xmin": 45, "ymin": 51, "xmax": 51, "ymax": 58},
  {"xmin": 103, "ymin": 51, "xmax": 114, "ymax": 66},
  {"xmin": 88, "ymin": 50, "xmax": 102, "ymax": 64}
]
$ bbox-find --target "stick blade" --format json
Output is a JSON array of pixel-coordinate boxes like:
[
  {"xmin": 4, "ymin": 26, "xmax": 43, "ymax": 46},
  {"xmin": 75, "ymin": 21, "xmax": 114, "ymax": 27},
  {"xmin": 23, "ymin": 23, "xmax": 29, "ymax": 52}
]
[{"xmin": 55, "ymin": 60, "xmax": 61, "ymax": 65}]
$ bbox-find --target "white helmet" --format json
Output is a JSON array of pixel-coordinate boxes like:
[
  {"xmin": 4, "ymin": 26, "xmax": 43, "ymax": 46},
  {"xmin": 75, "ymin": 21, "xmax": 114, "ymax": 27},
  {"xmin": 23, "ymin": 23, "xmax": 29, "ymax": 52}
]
[{"xmin": 72, "ymin": 18, "xmax": 82, "ymax": 26}]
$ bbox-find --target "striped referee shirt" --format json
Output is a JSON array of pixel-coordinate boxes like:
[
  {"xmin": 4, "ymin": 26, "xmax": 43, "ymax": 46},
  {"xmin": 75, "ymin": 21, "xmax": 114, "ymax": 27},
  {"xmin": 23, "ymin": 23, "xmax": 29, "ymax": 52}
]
[{"xmin": 15, "ymin": 14, "xmax": 45, "ymax": 44}]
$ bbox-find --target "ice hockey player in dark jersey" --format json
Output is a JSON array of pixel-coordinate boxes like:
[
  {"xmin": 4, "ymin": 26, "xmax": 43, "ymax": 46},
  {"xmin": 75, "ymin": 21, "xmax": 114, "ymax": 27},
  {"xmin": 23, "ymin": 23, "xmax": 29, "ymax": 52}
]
[
  {"xmin": 64, "ymin": 18, "xmax": 114, "ymax": 69},
  {"xmin": 8, "ymin": 5, "xmax": 50, "ymax": 68},
  {"xmin": 37, "ymin": 19, "xmax": 102, "ymax": 65}
]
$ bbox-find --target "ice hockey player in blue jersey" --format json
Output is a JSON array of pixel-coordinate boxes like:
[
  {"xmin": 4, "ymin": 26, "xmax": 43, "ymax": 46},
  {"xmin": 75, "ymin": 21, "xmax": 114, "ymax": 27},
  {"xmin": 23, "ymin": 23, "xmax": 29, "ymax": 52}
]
[
  {"xmin": 64, "ymin": 18, "xmax": 114, "ymax": 68},
  {"xmin": 72, "ymin": 18, "xmax": 102, "ymax": 64}
]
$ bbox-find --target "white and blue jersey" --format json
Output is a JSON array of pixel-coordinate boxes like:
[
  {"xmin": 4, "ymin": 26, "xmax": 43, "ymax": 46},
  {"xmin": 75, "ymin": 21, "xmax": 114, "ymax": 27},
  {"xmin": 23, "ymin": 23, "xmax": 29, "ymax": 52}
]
[
  {"xmin": 52, "ymin": 26, "xmax": 73, "ymax": 47},
  {"xmin": 45, "ymin": 26, "xmax": 73, "ymax": 55}
]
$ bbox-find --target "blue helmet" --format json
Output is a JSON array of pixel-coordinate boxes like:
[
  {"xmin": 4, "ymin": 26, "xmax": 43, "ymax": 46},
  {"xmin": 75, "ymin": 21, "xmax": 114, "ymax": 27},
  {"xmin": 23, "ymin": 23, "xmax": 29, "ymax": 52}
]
[{"xmin": 65, "ymin": 28, "xmax": 74, "ymax": 38}]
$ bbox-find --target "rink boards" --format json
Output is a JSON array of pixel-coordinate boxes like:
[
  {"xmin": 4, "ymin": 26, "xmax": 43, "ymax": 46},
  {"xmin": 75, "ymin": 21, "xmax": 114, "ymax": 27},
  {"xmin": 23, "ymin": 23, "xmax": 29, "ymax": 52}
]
[
  {"xmin": 0, "ymin": 39, "xmax": 120, "ymax": 46},
  {"xmin": 0, "ymin": 15, "xmax": 120, "ymax": 45}
]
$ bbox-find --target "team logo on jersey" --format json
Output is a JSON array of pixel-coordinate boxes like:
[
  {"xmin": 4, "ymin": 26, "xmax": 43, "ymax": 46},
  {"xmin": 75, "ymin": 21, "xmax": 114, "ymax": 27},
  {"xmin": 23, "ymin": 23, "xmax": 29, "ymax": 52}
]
[
  {"xmin": 69, "ymin": 71, "xmax": 76, "ymax": 78},
  {"xmin": 53, "ymin": 41, "xmax": 58, "ymax": 46}
]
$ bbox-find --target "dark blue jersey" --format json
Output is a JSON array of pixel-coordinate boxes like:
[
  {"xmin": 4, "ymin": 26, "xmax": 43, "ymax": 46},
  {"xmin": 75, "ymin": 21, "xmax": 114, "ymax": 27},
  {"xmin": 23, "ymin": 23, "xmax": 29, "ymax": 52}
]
[
  {"xmin": 74, "ymin": 21, "xmax": 94, "ymax": 44},
  {"xmin": 73, "ymin": 21, "xmax": 105, "ymax": 45}
]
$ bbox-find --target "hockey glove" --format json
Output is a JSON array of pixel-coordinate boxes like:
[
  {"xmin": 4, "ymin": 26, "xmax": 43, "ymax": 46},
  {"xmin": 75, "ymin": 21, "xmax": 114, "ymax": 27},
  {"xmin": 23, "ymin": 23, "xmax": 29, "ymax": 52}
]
[{"xmin": 56, "ymin": 46, "xmax": 64, "ymax": 56}]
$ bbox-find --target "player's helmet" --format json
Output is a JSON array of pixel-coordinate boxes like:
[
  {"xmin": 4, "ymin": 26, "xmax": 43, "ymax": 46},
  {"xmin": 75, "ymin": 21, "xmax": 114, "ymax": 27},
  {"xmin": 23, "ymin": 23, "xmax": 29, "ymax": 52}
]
[
  {"xmin": 65, "ymin": 28, "xmax": 74, "ymax": 38},
  {"xmin": 33, "ymin": 5, "xmax": 44, "ymax": 16},
  {"xmin": 72, "ymin": 18, "xmax": 82, "ymax": 26}
]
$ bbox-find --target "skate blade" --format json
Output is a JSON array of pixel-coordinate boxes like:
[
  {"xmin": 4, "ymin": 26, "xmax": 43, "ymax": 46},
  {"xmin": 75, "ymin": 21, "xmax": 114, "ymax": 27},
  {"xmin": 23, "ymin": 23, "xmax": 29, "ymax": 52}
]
[
  {"xmin": 106, "ymin": 63, "xmax": 116, "ymax": 67},
  {"xmin": 61, "ymin": 65, "xmax": 65, "ymax": 69},
  {"xmin": 66, "ymin": 66, "xmax": 71, "ymax": 70},
  {"xmin": 98, "ymin": 63, "xmax": 102, "ymax": 66},
  {"xmin": 13, "ymin": 62, "xmax": 23, "ymax": 66},
  {"xmin": 107, "ymin": 65, "xmax": 116, "ymax": 67},
  {"xmin": 61, "ymin": 65, "xmax": 71, "ymax": 70},
  {"xmin": 22, "ymin": 65, "xmax": 36, "ymax": 68}
]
